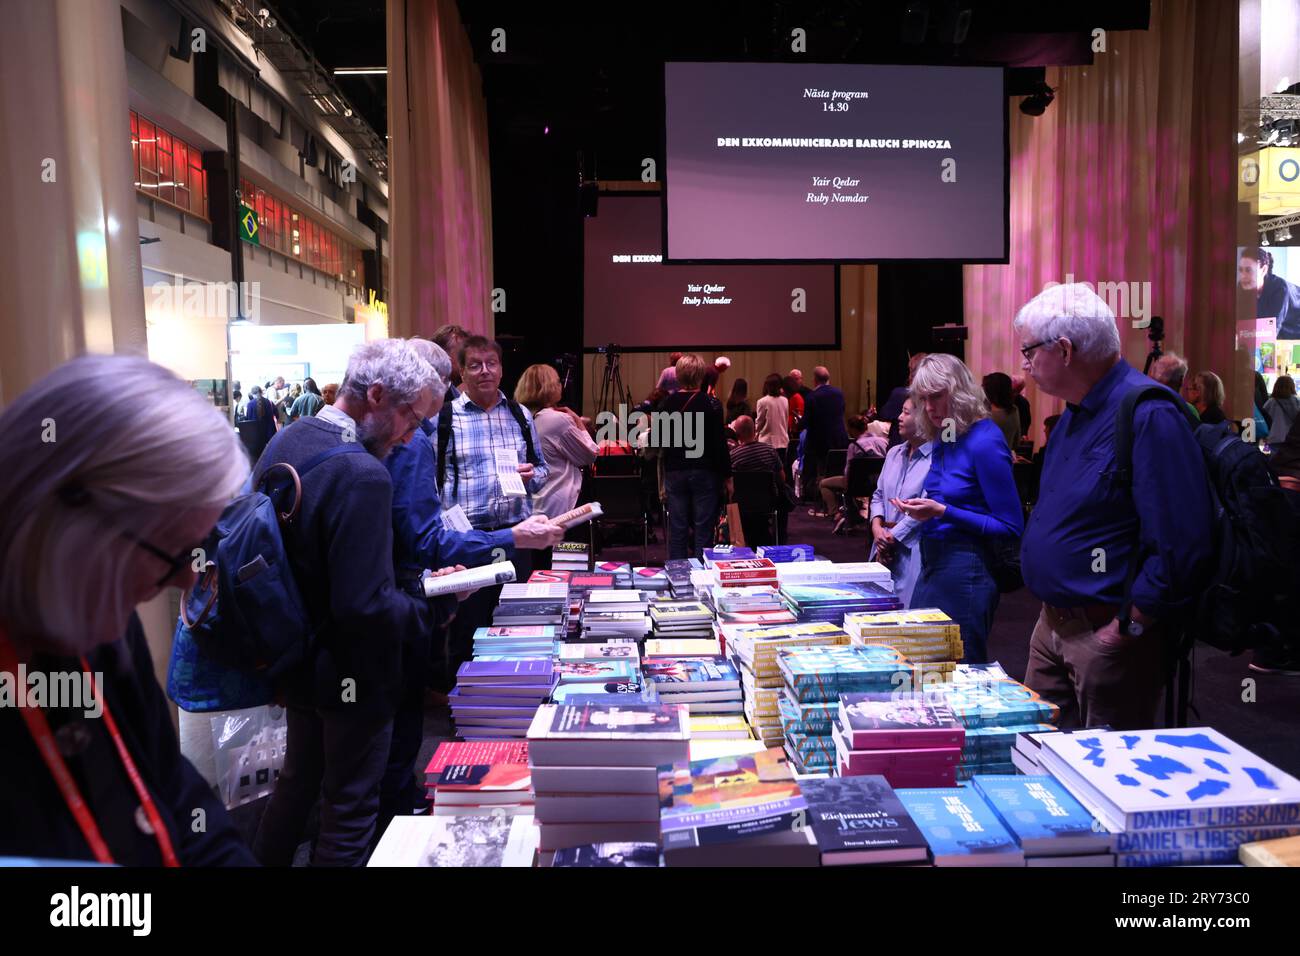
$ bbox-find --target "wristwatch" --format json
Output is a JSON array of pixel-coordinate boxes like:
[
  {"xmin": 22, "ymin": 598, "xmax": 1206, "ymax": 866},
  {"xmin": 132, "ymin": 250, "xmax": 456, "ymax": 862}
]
[{"xmin": 1119, "ymin": 604, "xmax": 1145, "ymax": 637}]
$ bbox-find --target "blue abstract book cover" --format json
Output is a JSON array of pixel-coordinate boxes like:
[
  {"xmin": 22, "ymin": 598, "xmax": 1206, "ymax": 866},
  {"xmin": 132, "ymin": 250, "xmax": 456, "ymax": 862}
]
[{"xmin": 895, "ymin": 787, "xmax": 1024, "ymax": 866}]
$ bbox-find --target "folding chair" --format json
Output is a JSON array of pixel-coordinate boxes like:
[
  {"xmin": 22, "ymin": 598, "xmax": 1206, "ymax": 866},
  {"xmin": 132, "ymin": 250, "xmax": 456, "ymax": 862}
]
[{"xmin": 731, "ymin": 470, "xmax": 783, "ymax": 547}]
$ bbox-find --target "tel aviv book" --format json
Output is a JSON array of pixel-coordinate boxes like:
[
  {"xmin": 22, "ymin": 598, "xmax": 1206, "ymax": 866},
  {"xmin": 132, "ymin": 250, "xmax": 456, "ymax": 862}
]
[
  {"xmin": 800, "ymin": 775, "xmax": 929, "ymax": 865},
  {"xmin": 1036, "ymin": 727, "xmax": 1300, "ymax": 832},
  {"xmin": 895, "ymin": 787, "xmax": 1025, "ymax": 866}
]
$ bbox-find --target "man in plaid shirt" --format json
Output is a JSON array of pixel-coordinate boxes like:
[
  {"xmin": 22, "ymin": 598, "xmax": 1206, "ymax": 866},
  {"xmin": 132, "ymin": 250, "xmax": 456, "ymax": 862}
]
[{"xmin": 438, "ymin": 335, "xmax": 552, "ymax": 670}]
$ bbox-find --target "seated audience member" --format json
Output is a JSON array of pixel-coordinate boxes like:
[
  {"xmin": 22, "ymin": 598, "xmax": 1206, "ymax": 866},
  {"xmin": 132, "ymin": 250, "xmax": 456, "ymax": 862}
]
[
  {"xmin": 729, "ymin": 415, "xmax": 792, "ymax": 544},
  {"xmin": 252, "ymin": 338, "xmax": 446, "ymax": 866},
  {"xmin": 725, "ymin": 378, "xmax": 752, "ymax": 424},
  {"xmin": 1014, "ymin": 283, "xmax": 1213, "ymax": 728},
  {"xmin": 381, "ymin": 340, "xmax": 562, "ymax": 830},
  {"xmin": 1148, "ymin": 352, "xmax": 1199, "ymax": 421},
  {"xmin": 818, "ymin": 415, "xmax": 886, "ymax": 523},
  {"xmin": 661, "ymin": 354, "xmax": 732, "ymax": 559},
  {"xmin": 869, "ymin": 398, "xmax": 933, "ymax": 607},
  {"xmin": 1031, "ymin": 414, "xmax": 1062, "ymax": 469},
  {"xmin": 1264, "ymin": 375, "xmax": 1299, "ymax": 444},
  {"xmin": 0, "ymin": 355, "xmax": 255, "ymax": 865},
  {"xmin": 439, "ymin": 336, "xmax": 551, "ymax": 672},
  {"xmin": 656, "ymin": 352, "xmax": 684, "ymax": 394},
  {"xmin": 983, "ymin": 372, "xmax": 1023, "ymax": 449},
  {"xmin": 891, "ymin": 354, "xmax": 1024, "ymax": 664},
  {"xmin": 1186, "ymin": 370, "xmax": 1227, "ymax": 425},
  {"xmin": 516, "ymin": 363, "xmax": 599, "ymax": 519}
]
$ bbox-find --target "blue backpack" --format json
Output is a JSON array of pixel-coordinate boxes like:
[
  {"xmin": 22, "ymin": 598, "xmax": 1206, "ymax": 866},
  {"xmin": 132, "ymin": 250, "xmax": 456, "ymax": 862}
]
[{"xmin": 179, "ymin": 443, "xmax": 367, "ymax": 681}]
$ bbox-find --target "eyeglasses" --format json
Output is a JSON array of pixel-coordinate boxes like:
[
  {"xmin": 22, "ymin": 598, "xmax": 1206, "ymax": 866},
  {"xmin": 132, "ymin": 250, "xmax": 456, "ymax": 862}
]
[
  {"xmin": 122, "ymin": 531, "xmax": 205, "ymax": 588},
  {"xmin": 1020, "ymin": 339, "xmax": 1059, "ymax": 360},
  {"xmin": 400, "ymin": 402, "xmax": 427, "ymax": 431},
  {"xmin": 465, "ymin": 359, "xmax": 500, "ymax": 374}
]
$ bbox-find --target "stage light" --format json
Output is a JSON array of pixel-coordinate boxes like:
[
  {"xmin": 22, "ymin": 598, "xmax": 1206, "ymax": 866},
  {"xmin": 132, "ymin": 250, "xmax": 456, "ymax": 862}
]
[
  {"xmin": 1279, "ymin": 227, "xmax": 1293, "ymax": 242},
  {"xmin": 1238, "ymin": 132, "xmax": 1246, "ymax": 144},
  {"xmin": 544, "ymin": 126, "xmax": 550, "ymax": 135},
  {"xmin": 1019, "ymin": 82, "xmax": 1055, "ymax": 117},
  {"xmin": 1261, "ymin": 234, "xmax": 1270, "ymax": 246}
]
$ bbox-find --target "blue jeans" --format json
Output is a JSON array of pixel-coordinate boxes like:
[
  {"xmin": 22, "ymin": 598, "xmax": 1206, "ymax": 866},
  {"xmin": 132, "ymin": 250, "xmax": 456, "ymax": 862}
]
[
  {"xmin": 664, "ymin": 469, "xmax": 723, "ymax": 560},
  {"xmin": 911, "ymin": 534, "xmax": 1000, "ymax": 664}
]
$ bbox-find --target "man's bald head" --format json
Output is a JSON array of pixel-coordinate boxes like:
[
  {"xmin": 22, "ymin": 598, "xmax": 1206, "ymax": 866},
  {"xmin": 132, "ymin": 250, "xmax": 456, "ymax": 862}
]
[
  {"xmin": 813, "ymin": 366, "xmax": 831, "ymax": 385},
  {"xmin": 789, "ymin": 369, "xmax": 803, "ymax": 385},
  {"xmin": 732, "ymin": 415, "xmax": 757, "ymax": 442}
]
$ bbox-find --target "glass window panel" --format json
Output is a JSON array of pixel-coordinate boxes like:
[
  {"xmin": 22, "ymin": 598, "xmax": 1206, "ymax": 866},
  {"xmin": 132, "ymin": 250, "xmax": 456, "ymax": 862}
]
[
  {"xmin": 156, "ymin": 130, "xmax": 174, "ymax": 204},
  {"xmin": 138, "ymin": 119, "xmax": 157, "ymax": 183}
]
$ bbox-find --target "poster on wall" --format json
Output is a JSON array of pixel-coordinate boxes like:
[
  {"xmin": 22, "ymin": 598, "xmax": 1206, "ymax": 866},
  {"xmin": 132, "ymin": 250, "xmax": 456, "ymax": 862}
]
[{"xmin": 1239, "ymin": 246, "xmax": 1300, "ymax": 391}]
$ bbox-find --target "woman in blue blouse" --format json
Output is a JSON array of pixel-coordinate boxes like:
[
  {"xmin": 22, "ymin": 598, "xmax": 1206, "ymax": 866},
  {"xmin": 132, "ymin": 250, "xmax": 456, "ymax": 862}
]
[{"xmin": 890, "ymin": 354, "xmax": 1024, "ymax": 663}]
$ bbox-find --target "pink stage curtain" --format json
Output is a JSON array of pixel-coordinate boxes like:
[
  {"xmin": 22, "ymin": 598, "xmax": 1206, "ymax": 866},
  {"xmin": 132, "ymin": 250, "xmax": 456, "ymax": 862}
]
[
  {"xmin": 963, "ymin": 0, "xmax": 1239, "ymax": 434},
  {"xmin": 386, "ymin": 0, "xmax": 494, "ymax": 338}
]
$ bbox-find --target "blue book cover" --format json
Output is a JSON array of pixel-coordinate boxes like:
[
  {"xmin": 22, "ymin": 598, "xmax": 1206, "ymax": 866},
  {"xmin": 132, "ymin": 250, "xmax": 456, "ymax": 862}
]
[
  {"xmin": 551, "ymin": 680, "xmax": 643, "ymax": 703},
  {"xmin": 1116, "ymin": 849, "xmax": 1240, "ymax": 867},
  {"xmin": 456, "ymin": 659, "xmax": 555, "ymax": 684},
  {"xmin": 895, "ymin": 787, "xmax": 1025, "ymax": 866},
  {"xmin": 800, "ymin": 775, "xmax": 929, "ymax": 863},
  {"xmin": 555, "ymin": 660, "xmax": 638, "ymax": 684},
  {"xmin": 972, "ymin": 775, "xmax": 1112, "ymax": 855},
  {"xmin": 1115, "ymin": 823, "xmax": 1300, "ymax": 854}
]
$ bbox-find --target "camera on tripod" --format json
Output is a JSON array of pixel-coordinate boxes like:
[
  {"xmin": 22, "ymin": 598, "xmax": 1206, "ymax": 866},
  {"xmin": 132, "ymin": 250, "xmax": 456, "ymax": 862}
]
[{"xmin": 596, "ymin": 343, "xmax": 621, "ymax": 356}]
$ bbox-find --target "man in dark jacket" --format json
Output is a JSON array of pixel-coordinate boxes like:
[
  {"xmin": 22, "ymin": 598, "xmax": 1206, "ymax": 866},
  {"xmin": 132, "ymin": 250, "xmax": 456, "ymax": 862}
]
[
  {"xmin": 251, "ymin": 339, "xmax": 445, "ymax": 866},
  {"xmin": 799, "ymin": 366, "xmax": 850, "ymax": 506}
]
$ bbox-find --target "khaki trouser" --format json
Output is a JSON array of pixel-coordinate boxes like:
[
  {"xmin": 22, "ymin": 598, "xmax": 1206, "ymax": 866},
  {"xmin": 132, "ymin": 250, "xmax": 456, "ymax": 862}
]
[{"xmin": 1024, "ymin": 604, "xmax": 1166, "ymax": 730}]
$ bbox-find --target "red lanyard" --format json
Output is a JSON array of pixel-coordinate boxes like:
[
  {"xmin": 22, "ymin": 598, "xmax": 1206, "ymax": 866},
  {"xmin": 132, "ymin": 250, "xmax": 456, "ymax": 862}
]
[{"xmin": 0, "ymin": 625, "xmax": 180, "ymax": 867}]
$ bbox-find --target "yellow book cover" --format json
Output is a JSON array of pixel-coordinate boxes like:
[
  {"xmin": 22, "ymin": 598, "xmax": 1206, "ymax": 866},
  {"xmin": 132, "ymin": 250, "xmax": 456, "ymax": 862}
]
[{"xmin": 1239, "ymin": 835, "xmax": 1300, "ymax": 866}]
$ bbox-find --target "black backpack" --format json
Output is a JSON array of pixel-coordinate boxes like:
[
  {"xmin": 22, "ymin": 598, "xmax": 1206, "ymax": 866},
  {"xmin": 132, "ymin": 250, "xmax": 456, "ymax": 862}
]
[
  {"xmin": 436, "ymin": 396, "xmax": 539, "ymax": 496},
  {"xmin": 1113, "ymin": 386, "xmax": 1296, "ymax": 654}
]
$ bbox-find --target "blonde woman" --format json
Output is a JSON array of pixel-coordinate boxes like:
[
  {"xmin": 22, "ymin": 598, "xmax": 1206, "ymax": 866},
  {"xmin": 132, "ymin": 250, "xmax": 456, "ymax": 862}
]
[
  {"xmin": 0, "ymin": 354, "xmax": 254, "ymax": 865},
  {"xmin": 889, "ymin": 353, "xmax": 1023, "ymax": 663},
  {"xmin": 515, "ymin": 363, "xmax": 598, "ymax": 518},
  {"xmin": 1185, "ymin": 370, "xmax": 1227, "ymax": 426}
]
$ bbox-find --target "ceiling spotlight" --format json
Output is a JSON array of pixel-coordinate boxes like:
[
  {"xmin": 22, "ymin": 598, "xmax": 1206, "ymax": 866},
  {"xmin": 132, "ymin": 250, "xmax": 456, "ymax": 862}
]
[
  {"xmin": 344, "ymin": 107, "xmax": 353, "ymax": 117},
  {"xmin": 1279, "ymin": 227, "xmax": 1293, "ymax": 242},
  {"xmin": 1261, "ymin": 234, "xmax": 1270, "ymax": 246},
  {"xmin": 1019, "ymin": 82, "xmax": 1055, "ymax": 117}
]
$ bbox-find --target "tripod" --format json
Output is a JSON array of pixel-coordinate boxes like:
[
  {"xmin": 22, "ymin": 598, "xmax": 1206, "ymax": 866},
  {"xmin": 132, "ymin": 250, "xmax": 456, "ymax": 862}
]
[
  {"xmin": 1142, "ymin": 315, "xmax": 1165, "ymax": 376},
  {"xmin": 595, "ymin": 344, "xmax": 630, "ymax": 420}
]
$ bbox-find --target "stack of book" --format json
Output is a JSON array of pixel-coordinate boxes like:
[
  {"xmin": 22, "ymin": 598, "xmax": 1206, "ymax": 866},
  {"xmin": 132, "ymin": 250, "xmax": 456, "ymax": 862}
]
[
  {"xmin": 971, "ymin": 775, "xmax": 1114, "ymax": 866},
  {"xmin": 551, "ymin": 659, "xmax": 642, "ymax": 705},
  {"xmin": 702, "ymin": 545, "xmax": 756, "ymax": 565},
  {"xmin": 558, "ymin": 641, "xmax": 640, "ymax": 664},
  {"xmin": 658, "ymin": 747, "xmax": 820, "ymax": 866},
  {"xmin": 776, "ymin": 645, "xmax": 913, "ymax": 773},
  {"xmin": 711, "ymin": 557, "xmax": 780, "ymax": 588},
  {"xmin": 471, "ymin": 624, "xmax": 561, "ymax": 660},
  {"xmin": 645, "ymin": 636, "xmax": 721, "ymax": 657},
  {"xmin": 642, "ymin": 657, "xmax": 743, "ymax": 715},
  {"xmin": 775, "ymin": 560, "xmax": 893, "ymax": 588},
  {"xmin": 579, "ymin": 589, "xmax": 650, "ymax": 641},
  {"xmin": 896, "ymin": 787, "xmax": 1026, "ymax": 866},
  {"xmin": 801, "ymin": 775, "xmax": 930, "ymax": 866},
  {"xmin": 832, "ymin": 693, "xmax": 965, "ymax": 788},
  {"xmin": 726, "ymin": 622, "xmax": 852, "ymax": 750},
  {"xmin": 552, "ymin": 541, "xmax": 591, "ymax": 573},
  {"xmin": 368, "ymin": 813, "xmax": 539, "ymax": 867},
  {"xmin": 450, "ymin": 659, "xmax": 556, "ymax": 739},
  {"xmin": 567, "ymin": 571, "xmax": 617, "ymax": 596},
  {"xmin": 647, "ymin": 599, "xmax": 715, "ymax": 641},
  {"xmin": 593, "ymin": 560, "xmax": 633, "ymax": 587},
  {"xmin": 922, "ymin": 677, "xmax": 1060, "ymax": 779},
  {"xmin": 423, "ymin": 740, "xmax": 533, "ymax": 816},
  {"xmin": 493, "ymin": 581, "xmax": 569, "ymax": 629},
  {"xmin": 843, "ymin": 608, "xmax": 965, "ymax": 680},
  {"xmin": 689, "ymin": 714, "xmax": 754, "ymax": 739},
  {"xmin": 1034, "ymin": 727, "xmax": 1300, "ymax": 867},
  {"xmin": 780, "ymin": 582, "xmax": 902, "ymax": 625},
  {"xmin": 528, "ymin": 569, "xmax": 572, "ymax": 586},
  {"xmin": 756, "ymin": 543, "xmax": 815, "ymax": 563},
  {"xmin": 632, "ymin": 566, "xmax": 671, "ymax": 595},
  {"xmin": 708, "ymin": 585, "xmax": 794, "ymax": 629},
  {"xmin": 662, "ymin": 559, "xmax": 699, "ymax": 599},
  {"xmin": 526, "ymin": 701, "xmax": 691, "ymax": 859}
]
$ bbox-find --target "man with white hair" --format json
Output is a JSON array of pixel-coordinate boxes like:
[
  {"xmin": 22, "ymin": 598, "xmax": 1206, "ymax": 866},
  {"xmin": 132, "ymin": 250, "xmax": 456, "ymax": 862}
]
[
  {"xmin": 252, "ymin": 338, "xmax": 444, "ymax": 866},
  {"xmin": 1015, "ymin": 283, "xmax": 1213, "ymax": 729},
  {"xmin": 1147, "ymin": 352, "xmax": 1200, "ymax": 421},
  {"xmin": 379, "ymin": 338, "xmax": 563, "ymax": 827}
]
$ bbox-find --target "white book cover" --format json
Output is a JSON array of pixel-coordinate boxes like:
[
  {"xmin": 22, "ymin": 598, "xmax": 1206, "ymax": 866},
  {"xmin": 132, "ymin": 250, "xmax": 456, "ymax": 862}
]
[
  {"xmin": 1039, "ymin": 727, "xmax": 1300, "ymax": 831},
  {"xmin": 500, "ymin": 582, "xmax": 569, "ymax": 601},
  {"xmin": 368, "ymin": 813, "xmax": 538, "ymax": 867}
]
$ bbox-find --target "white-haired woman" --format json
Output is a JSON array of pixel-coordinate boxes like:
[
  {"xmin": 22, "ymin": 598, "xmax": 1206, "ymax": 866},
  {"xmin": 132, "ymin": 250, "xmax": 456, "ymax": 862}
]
[
  {"xmin": 0, "ymin": 354, "xmax": 255, "ymax": 865},
  {"xmin": 889, "ymin": 353, "xmax": 1024, "ymax": 663}
]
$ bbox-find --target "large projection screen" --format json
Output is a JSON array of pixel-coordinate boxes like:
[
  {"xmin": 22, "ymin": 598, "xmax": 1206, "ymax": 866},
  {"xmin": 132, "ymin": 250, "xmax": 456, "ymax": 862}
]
[
  {"xmin": 583, "ymin": 193, "xmax": 838, "ymax": 350},
  {"xmin": 664, "ymin": 62, "xmax": 1008, "ymax": 263}
]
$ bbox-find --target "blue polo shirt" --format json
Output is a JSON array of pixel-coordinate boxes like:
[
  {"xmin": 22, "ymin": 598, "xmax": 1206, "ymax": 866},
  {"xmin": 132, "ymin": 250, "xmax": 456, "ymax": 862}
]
[
  {"xmin": 386, "ymin": 418, "xmax": 515, "ymax": 578},
  {"xmin": 1020, "ymin": 359, "xmax": 1214, "ymax": 617}
]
